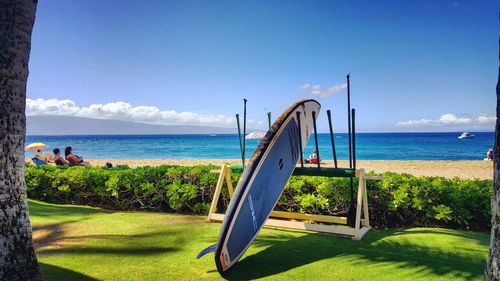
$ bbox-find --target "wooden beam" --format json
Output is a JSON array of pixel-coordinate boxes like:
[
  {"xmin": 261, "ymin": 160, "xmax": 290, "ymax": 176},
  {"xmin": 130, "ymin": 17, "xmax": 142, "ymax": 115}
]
[
  {"xmin": 270, "ymin": 210, "xmax": 347, "ymax": 224},
  {"xmin": 264, "ymin": 218, "xmax": 356, "ymax": 236},
  {"xmin": 208, "ymin": 213, "xmax": 225, "ymax": 222},
  {"xmin": 293, "ymin": 167, "xmax": 356, "ymax": 178},
  {"xmin": 353, "ymin": 226, "xmax": 371, "ymax": 240},
  {"xmin": 211, "ymin": 166, "xmax": 357, "ymax": 178},
  {"xmin": 209, "ymin": 213, "xmax": 355, "ymax": 236},
  {"xmin": 364, "ymin": 175, "xmax": 384, "ymax": 180}
]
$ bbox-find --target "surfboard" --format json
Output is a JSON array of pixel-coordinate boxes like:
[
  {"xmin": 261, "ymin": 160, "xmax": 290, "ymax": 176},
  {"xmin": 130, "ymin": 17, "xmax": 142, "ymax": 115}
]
[{"xmin": 198, "ymin": 99, "xmax": 321, "ymax": 274}]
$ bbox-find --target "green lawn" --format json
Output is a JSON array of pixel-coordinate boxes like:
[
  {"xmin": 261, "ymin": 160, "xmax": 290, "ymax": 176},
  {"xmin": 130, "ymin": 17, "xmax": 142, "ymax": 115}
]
[{"xmin": 29, "ymin": 199, "xmax": 489, "ymax": 281}]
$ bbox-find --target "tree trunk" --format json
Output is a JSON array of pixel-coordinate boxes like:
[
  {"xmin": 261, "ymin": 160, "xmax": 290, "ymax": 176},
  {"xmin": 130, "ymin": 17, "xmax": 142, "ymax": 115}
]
[
  {"xmin": 486, "ymin": 37, "xmax": 500, "ymax": 280},
  {"xmin": 0, "ymin": 1, "xmax": 41, "ymax": 280}
]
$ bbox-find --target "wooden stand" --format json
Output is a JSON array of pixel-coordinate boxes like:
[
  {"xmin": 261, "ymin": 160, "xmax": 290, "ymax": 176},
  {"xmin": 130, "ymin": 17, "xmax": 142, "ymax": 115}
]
[{"xmin": 207, "ymin": 164, "xmax": 382, "ymax": 240}]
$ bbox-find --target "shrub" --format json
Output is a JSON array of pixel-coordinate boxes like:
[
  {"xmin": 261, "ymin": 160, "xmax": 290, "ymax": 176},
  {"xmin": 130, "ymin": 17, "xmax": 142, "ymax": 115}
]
[{"xmin": 25, "ymin": 164, "xmax": 492, "ymax": 230}]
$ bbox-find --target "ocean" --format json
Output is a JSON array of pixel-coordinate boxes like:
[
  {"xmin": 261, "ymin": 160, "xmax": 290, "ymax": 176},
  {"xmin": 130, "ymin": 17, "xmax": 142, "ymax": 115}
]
[{"xmin": 25, "ymin": 132, "xmax": 494, "ymax": 161}]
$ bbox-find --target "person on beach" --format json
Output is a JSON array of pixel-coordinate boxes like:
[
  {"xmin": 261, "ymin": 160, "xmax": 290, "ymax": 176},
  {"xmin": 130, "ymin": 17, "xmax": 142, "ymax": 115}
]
[
  {"xmin": 31, "ymin": 149, "xmax": 47, "ymax": 165},
  {"xmin": 305, "ymin": 150, "xmax": 320, "ymax": 164},
  {"xmin": 487, "ymin": 148, "xmax": 494, "ymax": 160},
  {"xmin": 65, "ymin": 146, "xmax": 90, "ymax": 166},
  {"xmin": 53, "ymin": 148, "xmax": 69, "ymax": 166},
  {"xmin": 34, "ymin": 149, "xmax": 44, "ymax": 160}
]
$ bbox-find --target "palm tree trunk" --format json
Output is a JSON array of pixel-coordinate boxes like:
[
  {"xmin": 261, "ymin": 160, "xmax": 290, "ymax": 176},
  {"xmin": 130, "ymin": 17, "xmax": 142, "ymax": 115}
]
[
  {"xmin": 486, "ymin": 37, "xmax": 500, "ymax": 281},
  {"xmin": 0, "ymin": 1, "xmax": 41, "ymax": 280}
]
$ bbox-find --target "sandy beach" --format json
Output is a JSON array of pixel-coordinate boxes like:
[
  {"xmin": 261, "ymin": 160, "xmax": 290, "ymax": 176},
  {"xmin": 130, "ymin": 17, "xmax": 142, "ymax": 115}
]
[{"xmin": 60, "ymin": 159, "xmax": 492, "ymax": 180}]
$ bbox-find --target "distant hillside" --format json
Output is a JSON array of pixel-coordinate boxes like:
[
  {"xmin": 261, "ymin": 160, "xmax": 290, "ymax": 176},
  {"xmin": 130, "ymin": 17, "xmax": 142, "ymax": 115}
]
[{"xmin": 27, "ymin": 116, "xmax": 238, "ymax": 135}]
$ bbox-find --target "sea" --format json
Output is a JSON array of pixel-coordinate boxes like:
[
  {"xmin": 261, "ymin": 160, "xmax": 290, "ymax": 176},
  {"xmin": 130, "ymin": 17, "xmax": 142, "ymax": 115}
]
[{"xmin": 25, "ymin": 132, "xmax": 494, "ymax": 161}]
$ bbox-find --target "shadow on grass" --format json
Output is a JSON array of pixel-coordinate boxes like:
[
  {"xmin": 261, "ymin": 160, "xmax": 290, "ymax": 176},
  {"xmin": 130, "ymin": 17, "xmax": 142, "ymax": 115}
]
[
  {"xmin": 28, "ymin": 200, "xmax": 112, "ymax": 217},
  {"xmin": 40, "ymin": 263, "xmax": 98, "ymax": 281},
  {"xmin": 223, "ymin": 229, "xmax": 488, "ymax": 281},
  {"xmin": 31, "ymin": 200, "xmax": 113, "ymax": 249},
  {"xmin": 35, "ymin": 226, "xmax": 182, "ymax": 257},
  {"xmin": 31, "ymin": 200, "xmax": 183, "ymax": 258},
  {"xmin": 39, "ymin": 246, "xmax": 178, "ymax": 256},
  {"xmin": 33, "ymin": 222, "xmax": 76, "ymax": 248}
]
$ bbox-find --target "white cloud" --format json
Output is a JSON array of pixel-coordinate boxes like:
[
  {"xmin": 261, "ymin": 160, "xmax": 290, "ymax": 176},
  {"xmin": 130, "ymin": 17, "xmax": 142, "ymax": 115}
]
[
  {"xmin": 396, "ymin": 118, "xmax": 433, "ymax": 126},
  {"xmin": 299, "ymin": 83, "xmax": 347, "ymax": 98},
  {"xmin": 26, "ymin": 98, "xmax": 254, "ymax": 128},
  {"xmin": 437, "ymin": 114, "xmax": 471, "ymax": 124},
  {"xmin": 478, "ymin": 115, "xmax": 496, "ymax": 124},
  {"xmin": 397, "ymin": 113, "xmax": 495, "ymax": 128}
]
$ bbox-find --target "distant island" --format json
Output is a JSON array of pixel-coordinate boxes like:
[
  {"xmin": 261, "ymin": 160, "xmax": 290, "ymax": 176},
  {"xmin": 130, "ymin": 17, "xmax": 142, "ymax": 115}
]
[{"xmin": 27, "ymin": 116, "xmax": 239, "ymax": 135}]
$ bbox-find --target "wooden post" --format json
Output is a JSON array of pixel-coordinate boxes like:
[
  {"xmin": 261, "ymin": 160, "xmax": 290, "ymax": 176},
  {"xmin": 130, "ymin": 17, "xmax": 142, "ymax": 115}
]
[
  {"xmin": 208, "ymin": 164, "xmax": 228, "ymax": 220},
  {"xmin": 353, "ymin": 169, "xmax": 364, "ymax": 239},
  {"xmin": 362, "ymin": 171, "xmax": 370, "ymax": 227},
  {"xmin": 224, "ymin": 165, "xmax": 234, "ymax": 197}
]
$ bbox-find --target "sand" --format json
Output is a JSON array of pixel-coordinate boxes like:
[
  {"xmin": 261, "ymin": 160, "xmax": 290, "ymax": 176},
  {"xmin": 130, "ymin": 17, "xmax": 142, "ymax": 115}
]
[{"xmin": 71, "ymin": 159, "xmax": 492, "ymax": 180}]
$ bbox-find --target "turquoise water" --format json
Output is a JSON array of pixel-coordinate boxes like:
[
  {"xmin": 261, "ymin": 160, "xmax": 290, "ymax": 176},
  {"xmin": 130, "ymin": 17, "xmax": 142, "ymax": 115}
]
[{"xmin": 25, "ymin": 132, "xmax": 493, "ymax": 160}]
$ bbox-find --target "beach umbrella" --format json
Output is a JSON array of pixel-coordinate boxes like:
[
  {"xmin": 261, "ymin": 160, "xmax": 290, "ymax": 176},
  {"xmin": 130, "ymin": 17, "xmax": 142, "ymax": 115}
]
[{"xmin": 25, "ymin": 142, "xmax": 48, "ymax": 151}]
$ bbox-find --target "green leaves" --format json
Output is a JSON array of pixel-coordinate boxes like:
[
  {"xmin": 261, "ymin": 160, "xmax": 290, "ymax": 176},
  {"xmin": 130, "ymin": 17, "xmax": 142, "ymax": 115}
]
[
  {"xmin": 432, "ymin": 205, "xmax": 453, "ymax": 222},
  {"xmin": 165, "ymin": 180, "xmax": 198, "ymax": 210},
  {"xmin": 24, "ymin": 164, "xmax": 492, "ymax": 230}
]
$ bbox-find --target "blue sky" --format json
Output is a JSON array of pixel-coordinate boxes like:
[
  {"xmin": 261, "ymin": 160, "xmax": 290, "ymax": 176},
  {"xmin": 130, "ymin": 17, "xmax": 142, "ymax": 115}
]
[{"xmin": 27, "ymin": 0, "xmax": 499, "ymax": 132}]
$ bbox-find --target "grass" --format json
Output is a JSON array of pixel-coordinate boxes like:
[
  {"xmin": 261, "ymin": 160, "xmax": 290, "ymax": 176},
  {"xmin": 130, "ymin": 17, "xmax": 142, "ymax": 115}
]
[{"xmin": 29, "ymin": 199, "xmax": 489, "ymax": 281}]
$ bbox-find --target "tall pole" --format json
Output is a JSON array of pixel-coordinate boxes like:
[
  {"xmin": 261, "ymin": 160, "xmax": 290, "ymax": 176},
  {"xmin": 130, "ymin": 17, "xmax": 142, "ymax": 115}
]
[
  {"xmin": 242, "ymin": 98, "xmax": 247, "ymax": 169},
  {"xmin": 346, "ymin": 73, "xmax": 356, "ymax": 227},
  {"xmin": 236, "ymin": 114, "xmax": 244, "ymax": 167},
  {"xmin": 267, "ymin": 112, "xmax": 272, "ymax": 129},
  {"xmin": 327, "ymin": 110, "xmax": 338, "ymax": 168},
  {"xmin": 352, "ymin": 109, "xmax": 357, "ymax": 170},
  {"xmin": 351, "ymin": 108, "xmax": 357, "ymax": 197},
  {"xmin": 312, "ymin": 111, "xmax": 321, "ymax": 168},
  {"xmin": 347, "ymin": 73, "xmax": 352, "ymax": 169}
]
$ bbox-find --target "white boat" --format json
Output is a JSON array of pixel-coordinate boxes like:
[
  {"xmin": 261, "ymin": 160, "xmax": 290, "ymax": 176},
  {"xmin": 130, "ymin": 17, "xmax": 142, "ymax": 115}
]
[
  {"xmin": 245, "ymin": 131, "xmax": 267, "ymax": 140},
  {"xmin": 458, "ymin": 132, "xmax": 474, "ymax": 139}
]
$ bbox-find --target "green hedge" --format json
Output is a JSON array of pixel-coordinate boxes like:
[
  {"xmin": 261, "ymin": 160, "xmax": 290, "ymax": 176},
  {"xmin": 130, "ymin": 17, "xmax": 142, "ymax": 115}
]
[{"xmin": 25, "ymin": 164, "xmax": 492, "ymax": 230}]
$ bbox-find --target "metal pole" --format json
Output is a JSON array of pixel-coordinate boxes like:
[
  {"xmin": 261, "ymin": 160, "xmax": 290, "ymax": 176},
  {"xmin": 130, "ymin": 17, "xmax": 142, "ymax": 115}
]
[
  {"xmin": 348, "ymin": 108, "xmax": 356, "ymax": 219},
  {"xmin": 352, "ymin": 108, "xmax": 356, "ymax": 171},
  {"xmin": 242, "ymin": 99, "xmax": 247, "ymax": 169},
  {"xmin": 346, "ymin": 73, "xmax": 355, "ymax": 227},
  {"xmin": 236, "ymin": 114, "xmax": 244, "ymax": 167},
  {"xmin": 347, "ymin": 73, "xmax": 352, "ymax": 169},
  {"xmin": 296, "ymin": 112, "xmax": 304, "ymax": 168},
  {"xmin": 347, "ymin": 109, "xmax": 358, "ymax": 226},
  {"xmin": 267, "ymin": 112, "xmax": 272, "ymax": 129},
  {"xmin": 312, "ymin": 111, "xmax": 321, "ymax": 168},
  {"xmin": 327, "ymin": 110, "xmax": 338, "ymax": 168}
]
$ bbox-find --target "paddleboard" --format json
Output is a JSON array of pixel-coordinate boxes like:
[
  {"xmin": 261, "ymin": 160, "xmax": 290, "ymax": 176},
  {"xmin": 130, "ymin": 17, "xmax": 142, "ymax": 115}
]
[{"xmin": 198, "ymin": 99, "xmax": 321, "ymax": 274}]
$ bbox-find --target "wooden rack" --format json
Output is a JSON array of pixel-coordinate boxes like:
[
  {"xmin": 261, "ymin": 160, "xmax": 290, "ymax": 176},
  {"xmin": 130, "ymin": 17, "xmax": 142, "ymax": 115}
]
[{"xmin": 207, "ymin": 164, "xmax": 382, "ymax": 240}]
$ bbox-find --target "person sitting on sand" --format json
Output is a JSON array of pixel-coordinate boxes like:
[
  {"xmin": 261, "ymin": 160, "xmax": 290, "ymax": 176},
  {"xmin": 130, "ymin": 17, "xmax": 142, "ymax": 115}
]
[
  {"xmin": 53, "ymin": 148, "xmax": 69, "ymax": 166},
  {"xmin": 487, "ymin": 148, "xmax": 494, "ymax": 160},
  {"xmin": 34, "ymin": 149, "xmax": 44, "ymax": 160},
  {"xmin": 65, "ymin": 146, "xmax": 90, "ymax": 166},
  {"xmin": 305, "ymin": 150, "xmax": 320, "ymax": 164}
]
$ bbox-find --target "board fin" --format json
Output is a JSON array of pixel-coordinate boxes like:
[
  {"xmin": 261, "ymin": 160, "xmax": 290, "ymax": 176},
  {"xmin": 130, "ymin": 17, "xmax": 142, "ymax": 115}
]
[{"xmin": 196, "ymin": 244, "xmax": 217, "ymax": 259}]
